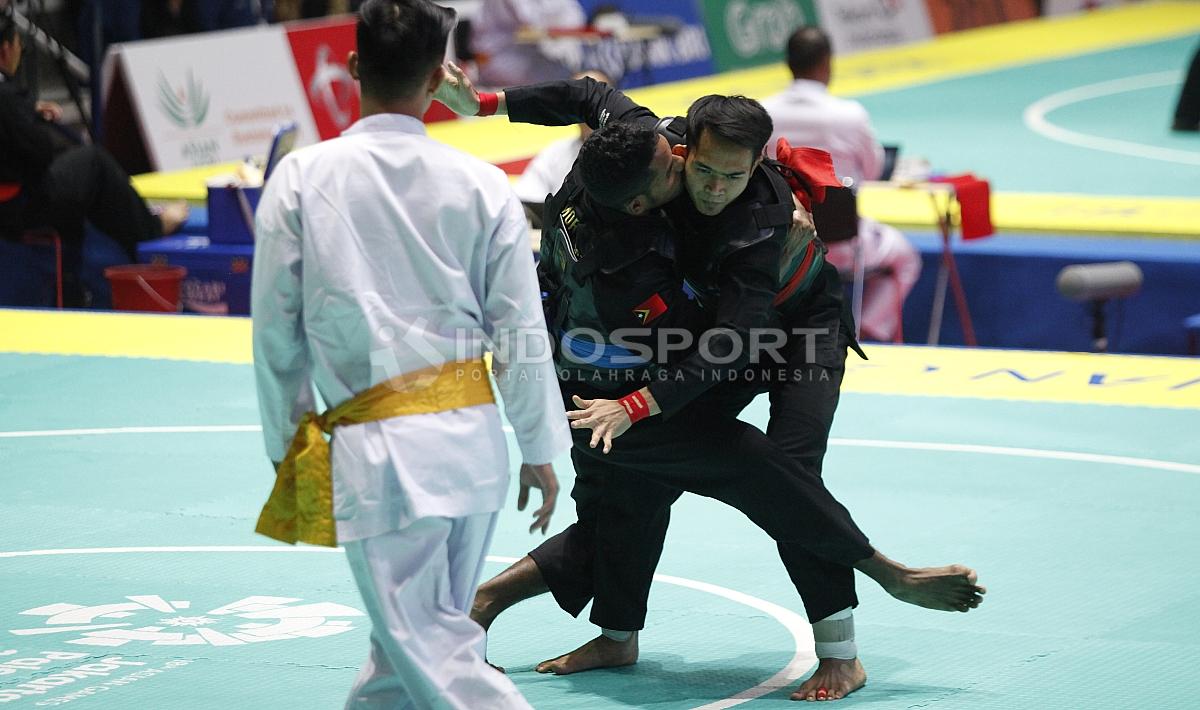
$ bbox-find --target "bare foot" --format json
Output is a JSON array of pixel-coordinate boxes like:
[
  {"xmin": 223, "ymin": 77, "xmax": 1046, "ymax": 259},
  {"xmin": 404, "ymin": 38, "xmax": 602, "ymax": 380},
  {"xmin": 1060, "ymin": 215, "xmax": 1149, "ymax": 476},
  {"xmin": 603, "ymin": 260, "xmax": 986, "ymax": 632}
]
[
  {"xmin": 791, "ymin": 658, "xmax": 867, "ymax": 701},
  {"xmin": 535, "ymin": 633, "xmax": 638, "ymax": 675},
  {"xmin": 156, "ymin": 200, "xmax": 190, "ymax": 235},
  {"xmin": 858, "ymin": 553, "xmax": 986, "ymax": 612}
]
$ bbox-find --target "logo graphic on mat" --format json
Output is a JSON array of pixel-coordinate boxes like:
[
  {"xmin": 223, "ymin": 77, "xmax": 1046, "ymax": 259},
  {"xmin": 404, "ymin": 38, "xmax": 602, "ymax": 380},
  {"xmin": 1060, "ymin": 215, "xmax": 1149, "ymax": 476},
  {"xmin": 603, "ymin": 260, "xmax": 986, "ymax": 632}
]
[
  {"xmin": 8, "ymin": 595, "xmax": 362, "ymax": 647},
  {"xmin": 157, "ymin": 70, "xmax": 211, "ymax": 128}
]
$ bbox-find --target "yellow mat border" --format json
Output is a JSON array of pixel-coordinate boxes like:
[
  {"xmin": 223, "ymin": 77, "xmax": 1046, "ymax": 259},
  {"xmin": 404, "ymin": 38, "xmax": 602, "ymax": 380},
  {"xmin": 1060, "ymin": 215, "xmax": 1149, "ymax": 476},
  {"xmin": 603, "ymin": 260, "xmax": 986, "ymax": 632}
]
[
  {"xmin": 2, "ymin": 309, "xmax": 1197, "ymax": 410},
  {"xmin": 858, "ymin": 188, "xmax": 1200, "ymax": 238}
]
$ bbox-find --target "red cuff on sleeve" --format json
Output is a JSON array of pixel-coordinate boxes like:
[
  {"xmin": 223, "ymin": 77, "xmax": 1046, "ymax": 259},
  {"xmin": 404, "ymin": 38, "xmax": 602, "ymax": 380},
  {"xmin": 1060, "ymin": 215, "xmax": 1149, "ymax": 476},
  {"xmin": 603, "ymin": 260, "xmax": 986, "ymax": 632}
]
[{"xmin": 618, "ymin": 390, "xmax": 651, "ymax": 424}]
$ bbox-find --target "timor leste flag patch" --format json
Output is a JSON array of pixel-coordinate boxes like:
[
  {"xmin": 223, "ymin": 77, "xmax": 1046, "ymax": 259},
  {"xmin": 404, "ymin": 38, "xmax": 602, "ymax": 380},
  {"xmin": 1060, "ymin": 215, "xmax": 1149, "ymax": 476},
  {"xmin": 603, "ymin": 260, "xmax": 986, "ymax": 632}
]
[{"xmin": 633, "ymin": 294, "xmax": 668, "ymax": 325}]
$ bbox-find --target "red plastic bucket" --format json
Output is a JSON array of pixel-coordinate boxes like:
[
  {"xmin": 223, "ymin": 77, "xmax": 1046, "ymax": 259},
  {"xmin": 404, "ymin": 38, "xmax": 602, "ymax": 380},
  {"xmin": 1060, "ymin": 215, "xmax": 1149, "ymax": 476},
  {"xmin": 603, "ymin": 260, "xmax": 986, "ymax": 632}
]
[{"xmin": 104, "ymin": 264, "xmax": 187, "ymax": 313}]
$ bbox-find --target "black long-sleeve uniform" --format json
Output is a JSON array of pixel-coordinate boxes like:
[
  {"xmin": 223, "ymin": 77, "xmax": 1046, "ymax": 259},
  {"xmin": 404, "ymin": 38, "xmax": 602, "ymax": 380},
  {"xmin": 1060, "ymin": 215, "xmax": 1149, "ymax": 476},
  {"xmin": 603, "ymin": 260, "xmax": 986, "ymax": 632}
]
[{"xmin": 1, "ymin": 76, "xmax": 162, "ymax": 305}]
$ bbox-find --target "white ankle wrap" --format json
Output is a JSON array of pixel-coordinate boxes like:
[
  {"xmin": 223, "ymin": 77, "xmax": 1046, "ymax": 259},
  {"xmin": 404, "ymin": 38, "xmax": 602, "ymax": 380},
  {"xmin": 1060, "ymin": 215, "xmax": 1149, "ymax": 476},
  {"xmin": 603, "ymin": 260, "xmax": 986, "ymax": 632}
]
[
  {"xmin": 601, "ymin": 628, "xmax": 633, "ymax": 642},
  {"xmin": 812, "ymin": 607, "xmax": 856, "ymax": 660}
]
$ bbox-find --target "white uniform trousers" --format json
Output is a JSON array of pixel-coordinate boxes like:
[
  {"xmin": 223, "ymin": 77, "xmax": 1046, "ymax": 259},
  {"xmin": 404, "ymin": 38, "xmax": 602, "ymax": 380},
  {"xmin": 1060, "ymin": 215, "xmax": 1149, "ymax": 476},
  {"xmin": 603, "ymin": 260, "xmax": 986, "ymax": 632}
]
[
  {"xmin": 825, "ymin": 217, "xmax": 922, "ymax": 342},
  {"xmin": 342, "ymin": 513, "xmax": 532, "ymax": 710}
]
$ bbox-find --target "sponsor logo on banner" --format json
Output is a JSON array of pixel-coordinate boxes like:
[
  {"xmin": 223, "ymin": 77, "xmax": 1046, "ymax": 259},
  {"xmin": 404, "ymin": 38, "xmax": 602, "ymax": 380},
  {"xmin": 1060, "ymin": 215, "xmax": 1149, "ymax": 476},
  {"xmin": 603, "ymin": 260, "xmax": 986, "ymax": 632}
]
[
  {"xmin": 1042, "ymin": 0, "xmax": 1128, "ymax": 14},
  {"xmin": 573, "ymin": 0, "xmax": 715, "ymax": 87},
  {"xmin": 285, "ymin": 17, "xmax": 360, "ymax": 140},
  {"xmin": 114, "ymin": 26, "xmax": 319, "ymax": 170},
  {"xmin": 726, "ymin": 0, "xmax": 808, "ymax": 58},
  {"xmin": 924, "ymin": 0, "xmax": 1037, "ymax": 33},
  {"xmin": 700, "ymin": 0, "xmax": 817, "ymax": 71},
  {"xmin": 813, "ymin": 0, "xmax": 933, "ymax": 53},
  {"xmin": 156, "ymin": 70, "xmax": 210, "ymax": 128}
]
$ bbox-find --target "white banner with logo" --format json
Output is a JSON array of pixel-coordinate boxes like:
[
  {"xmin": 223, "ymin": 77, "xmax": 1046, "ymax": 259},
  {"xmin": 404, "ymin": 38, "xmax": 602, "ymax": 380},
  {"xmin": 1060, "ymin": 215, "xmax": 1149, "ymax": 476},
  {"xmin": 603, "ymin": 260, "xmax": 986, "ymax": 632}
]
[
  {"xmin": 104, "ymin": 26, "xmax": 319, "ymax": 171},
  {"xmin": 814, "ymin": 0, "xmax": 934, "ymax": 55}
]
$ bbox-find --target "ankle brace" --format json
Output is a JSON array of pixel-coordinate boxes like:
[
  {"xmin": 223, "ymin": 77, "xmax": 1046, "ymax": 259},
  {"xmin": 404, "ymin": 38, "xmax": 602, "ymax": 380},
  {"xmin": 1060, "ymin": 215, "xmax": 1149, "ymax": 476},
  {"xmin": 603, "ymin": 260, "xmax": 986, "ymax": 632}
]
[
  {"xmin": 812, "ymin": 607, "xmax": 857, "ymax": 660},
  {"xmin": 601, "ymin": 628, "xmax": 633, "ymax": 642}
]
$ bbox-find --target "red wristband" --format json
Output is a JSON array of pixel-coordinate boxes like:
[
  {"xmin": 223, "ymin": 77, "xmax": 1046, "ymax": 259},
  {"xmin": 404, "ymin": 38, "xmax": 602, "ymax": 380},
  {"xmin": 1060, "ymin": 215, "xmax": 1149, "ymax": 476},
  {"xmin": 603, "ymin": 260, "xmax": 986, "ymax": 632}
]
[
  {"xmin": 618, "ymin": 391, "xmax": 650, "ymax": 424},
  {"xmin": 476, "ymin": 92, "xmax": 499, "ymax": 117}
]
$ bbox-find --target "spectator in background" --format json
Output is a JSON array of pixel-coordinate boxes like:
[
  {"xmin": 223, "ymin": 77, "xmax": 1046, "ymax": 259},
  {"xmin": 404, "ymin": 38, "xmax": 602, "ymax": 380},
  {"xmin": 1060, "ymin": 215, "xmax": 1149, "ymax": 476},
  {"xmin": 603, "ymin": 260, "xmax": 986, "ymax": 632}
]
[
  {"xmin": 76, "ymin": 0, "xmax": 143, "ymax": 70},
  {"xmin": 1173, "ymin": 39, "xmax": 1199, "ymax": 132},
  {"xmin": 140, "ymin": 0, "xmax": 187, "ymax": 39},
  {"xmin": 0, "ymin": 11, "xmax": 187, "ymax": 306},
  {"xmin": 762, "ymin": 26, "xmax": 921, "ymax": 342},
  {"xmin": 78, "ymin": 0, "xmax": 270, "ymax": 67},
  {"xmin": 185, "ymin": 0, "xmax": 269, "ymax": 32},
  {"xmin": 471, "ymin": 0, "xmax": 586, "ymax": 87},
  {"xmin": 512, "ymin": 69, "xmax": 612, "ymax": 205},
  {"xmin": 272, "ymin": 0, "xmax": 351, "ymax": 22}
]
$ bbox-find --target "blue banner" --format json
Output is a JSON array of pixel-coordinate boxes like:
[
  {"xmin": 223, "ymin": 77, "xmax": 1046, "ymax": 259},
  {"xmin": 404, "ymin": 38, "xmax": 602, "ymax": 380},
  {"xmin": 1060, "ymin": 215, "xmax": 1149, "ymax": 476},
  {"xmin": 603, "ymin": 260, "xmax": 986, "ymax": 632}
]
[{"xmin": 575, "ymin": 0, "xmax": 714, "ymax": 88}]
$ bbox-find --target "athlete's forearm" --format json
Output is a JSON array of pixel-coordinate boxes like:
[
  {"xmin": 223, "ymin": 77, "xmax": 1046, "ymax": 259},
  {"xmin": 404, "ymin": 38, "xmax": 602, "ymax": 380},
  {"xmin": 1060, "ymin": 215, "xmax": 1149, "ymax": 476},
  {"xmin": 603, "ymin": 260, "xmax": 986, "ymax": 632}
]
[{"xmin": 503, "ymin": 78, "xmax": 656, "ymax": 130}]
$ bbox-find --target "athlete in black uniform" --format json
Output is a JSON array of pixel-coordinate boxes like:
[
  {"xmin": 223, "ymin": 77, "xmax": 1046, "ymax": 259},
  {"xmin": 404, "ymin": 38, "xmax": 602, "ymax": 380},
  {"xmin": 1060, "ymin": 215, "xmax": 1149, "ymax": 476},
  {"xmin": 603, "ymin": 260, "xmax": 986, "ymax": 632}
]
[{"xmin": 435, "ymin": 69, "xmax": 985, "ymax": 702}]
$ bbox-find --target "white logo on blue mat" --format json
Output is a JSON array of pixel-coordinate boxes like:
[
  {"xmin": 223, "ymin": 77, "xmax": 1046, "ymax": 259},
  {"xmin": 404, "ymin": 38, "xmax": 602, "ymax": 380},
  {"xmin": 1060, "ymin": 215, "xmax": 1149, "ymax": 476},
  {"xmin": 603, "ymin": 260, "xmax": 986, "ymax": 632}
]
[{"xmin": 8, "ymin": 595, "xmax": 363, "ymax": 647}]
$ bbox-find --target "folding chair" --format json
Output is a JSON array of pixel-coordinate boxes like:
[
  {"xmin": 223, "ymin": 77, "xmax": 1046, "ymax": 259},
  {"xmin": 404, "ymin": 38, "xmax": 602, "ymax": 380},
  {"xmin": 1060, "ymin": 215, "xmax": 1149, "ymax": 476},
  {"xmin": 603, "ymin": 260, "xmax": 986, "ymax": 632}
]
[{"xmin": 1, "ymin": 182, "xmax": 64, "ymax": 308}]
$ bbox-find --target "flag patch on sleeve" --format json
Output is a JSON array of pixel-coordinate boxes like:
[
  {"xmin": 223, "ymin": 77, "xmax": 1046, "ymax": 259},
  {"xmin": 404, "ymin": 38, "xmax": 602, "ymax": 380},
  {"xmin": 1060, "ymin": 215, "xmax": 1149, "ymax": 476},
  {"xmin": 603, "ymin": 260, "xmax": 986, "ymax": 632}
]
[{"xmin": 633, "ymin": 294, "xmax": 668, "ymax": 325}]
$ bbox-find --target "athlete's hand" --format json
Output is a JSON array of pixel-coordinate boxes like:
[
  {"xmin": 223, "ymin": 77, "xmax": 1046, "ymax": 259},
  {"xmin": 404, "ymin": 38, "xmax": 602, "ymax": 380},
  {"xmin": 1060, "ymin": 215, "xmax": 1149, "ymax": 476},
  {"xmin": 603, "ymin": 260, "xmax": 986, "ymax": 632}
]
[
  {"xmin": 567, "ymin": 395, "xmax": 633, "ymax": 454},
  {"xmin": 35, "ymin": 100, "xmax": 63, "ymax": 123},
  {"xmin": 517, "ymin": 462, "xmax": 559, "ymax": 534},
  {"xmin": 434, "ymin": 61, "xmax": 481, "ymax": 116},
  {"xmin": 790, "ymin": 193, "xmax": 815, "ymax": 237}
]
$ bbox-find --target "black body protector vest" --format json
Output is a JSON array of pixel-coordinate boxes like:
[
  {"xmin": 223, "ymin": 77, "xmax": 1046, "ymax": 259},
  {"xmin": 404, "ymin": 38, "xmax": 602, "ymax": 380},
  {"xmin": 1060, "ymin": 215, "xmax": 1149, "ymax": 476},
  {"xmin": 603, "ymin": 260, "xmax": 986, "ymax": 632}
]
[
  {"xmin": 537, "ymin": 118, "xmax": 808, "ymax": 384},
  {"xmin": 538, "ymin": 124, "xmax": 685, "ymax": 386}
]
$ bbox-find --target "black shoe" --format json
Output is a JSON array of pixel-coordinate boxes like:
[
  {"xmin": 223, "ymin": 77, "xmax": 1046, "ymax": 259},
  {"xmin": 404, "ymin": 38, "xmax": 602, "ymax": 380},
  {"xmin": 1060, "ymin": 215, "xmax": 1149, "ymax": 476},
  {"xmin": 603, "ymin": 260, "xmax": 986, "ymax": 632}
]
[{"xmin": 1171, "ymin": 119, "xmax": 1200, "ymax": 132}]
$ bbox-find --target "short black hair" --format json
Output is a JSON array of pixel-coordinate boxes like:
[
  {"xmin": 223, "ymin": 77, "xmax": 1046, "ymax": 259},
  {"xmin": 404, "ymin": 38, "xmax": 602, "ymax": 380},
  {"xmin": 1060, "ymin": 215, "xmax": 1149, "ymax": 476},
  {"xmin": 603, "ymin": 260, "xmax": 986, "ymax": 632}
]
[
  {"xmin": 356, "ymin": 0, "xmax": 456, "ymax": 100},
  {"xmin": 1, "ymin": 7, "xmax": 16, "ymax": 45},
  {"xmin": 685, "ymin": 95, "xmax": 773, "ymax": 157},
  {"xmin": 578, "ymin": 121, "xmax": 657, "ymax": 208},
  {"xmin": 786, "ymin": 26, "xmax": 831, "ymax": 78}
]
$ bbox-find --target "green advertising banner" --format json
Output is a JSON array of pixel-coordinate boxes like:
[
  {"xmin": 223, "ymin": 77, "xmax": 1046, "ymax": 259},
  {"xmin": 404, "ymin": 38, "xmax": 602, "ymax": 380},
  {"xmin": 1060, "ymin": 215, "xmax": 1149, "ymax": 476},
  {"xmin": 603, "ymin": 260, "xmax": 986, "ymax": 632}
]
[{"xmin": 699, "ymin": 0, "xmax": 820, "ymax": 72}]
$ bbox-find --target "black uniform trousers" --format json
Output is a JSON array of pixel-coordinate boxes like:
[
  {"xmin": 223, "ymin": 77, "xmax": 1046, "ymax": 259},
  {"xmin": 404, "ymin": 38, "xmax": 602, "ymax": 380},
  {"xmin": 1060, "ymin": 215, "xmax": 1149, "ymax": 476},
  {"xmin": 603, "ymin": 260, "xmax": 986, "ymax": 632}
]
[
  {"xmin": 9, "ymin": 145, "xmax": 162, "ymax": 304},
  {"xmin": 530, "ymin": 263, "xmax": 871, "ymax": 629}
]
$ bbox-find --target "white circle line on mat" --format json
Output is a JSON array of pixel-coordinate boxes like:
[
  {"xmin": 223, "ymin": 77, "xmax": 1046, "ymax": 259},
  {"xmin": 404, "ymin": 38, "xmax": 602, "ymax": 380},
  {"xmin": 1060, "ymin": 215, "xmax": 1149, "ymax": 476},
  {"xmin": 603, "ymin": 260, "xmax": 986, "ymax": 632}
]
[
  {"xmin": 0, "ymin": 425, "xmax": 262, "ymax": 438},
  {"xmin": 827, "ymin": 437, "xmax": 1200, "ymax": 475},
  {"xmin": 487, "ymin": 555, "xmax": 813, "ymax": 709},
  {"xmin": 3, "ymin": 425, "xmax": 1197, "ymax": 476},
  {"xmin": 0, "ymin": 548, "xmax": 812, "ymax": 709},
  {"xmin": 1023, "ymin": 71, "xmax": 1200, "ymax": 166}
]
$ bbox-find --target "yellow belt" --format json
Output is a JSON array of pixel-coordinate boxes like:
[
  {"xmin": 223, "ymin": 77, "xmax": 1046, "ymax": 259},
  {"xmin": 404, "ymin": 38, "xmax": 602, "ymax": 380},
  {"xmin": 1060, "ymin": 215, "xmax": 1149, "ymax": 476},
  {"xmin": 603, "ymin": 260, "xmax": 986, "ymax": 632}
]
[{"xmin": 255, "ymin": 359, "xmax": 494, "ymax": 547}]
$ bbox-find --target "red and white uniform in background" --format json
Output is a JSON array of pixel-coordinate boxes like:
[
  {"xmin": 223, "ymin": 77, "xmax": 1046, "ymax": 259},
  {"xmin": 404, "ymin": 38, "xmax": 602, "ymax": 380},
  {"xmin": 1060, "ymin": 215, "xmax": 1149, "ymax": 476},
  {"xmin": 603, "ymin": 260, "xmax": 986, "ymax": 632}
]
[
  {"xmin": 763, "ymin": 78, "xmax": 921, "ymax": 341},
  {"xmin": 513, "ymin": 134, "xmax": 582, "ymax": 203}
]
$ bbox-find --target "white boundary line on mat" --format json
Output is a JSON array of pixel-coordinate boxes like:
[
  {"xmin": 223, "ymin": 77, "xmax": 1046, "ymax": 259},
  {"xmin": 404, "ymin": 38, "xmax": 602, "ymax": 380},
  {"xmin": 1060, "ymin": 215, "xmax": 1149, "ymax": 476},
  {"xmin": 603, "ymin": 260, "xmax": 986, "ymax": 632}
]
[
  {"xmin": 0, "ymin": 547, "xmax": 814, "ymax": 709},
  {"xmin": 4, "ymin": 425, "xmax": 1197, "ymax": 476},
  {"xmin": 1023, "ymin": 71, "xmax": 1200, "ymax": 166},
  {"xmin": 828, "ymin": 437, "xmax": 1200, "ymax": 475}
]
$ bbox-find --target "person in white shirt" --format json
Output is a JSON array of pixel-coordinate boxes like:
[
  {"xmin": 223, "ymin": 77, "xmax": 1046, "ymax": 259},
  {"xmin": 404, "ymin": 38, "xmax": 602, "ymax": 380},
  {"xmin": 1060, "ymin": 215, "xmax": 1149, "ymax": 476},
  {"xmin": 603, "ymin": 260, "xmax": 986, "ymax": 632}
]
[
  {"xmin": 250, "ymin": 2, "xmax": 571, "ymax": 707},
  {"xmin": 762, "ymin": 26, "xmax": 922, "ymax": 342},
  {"xmin": 471, "ymin": 0, "xmax": 586, "ymax": 87},
  {"xmin": 512, "ymin": 70, "xmax": 611, "ymax": 205}
]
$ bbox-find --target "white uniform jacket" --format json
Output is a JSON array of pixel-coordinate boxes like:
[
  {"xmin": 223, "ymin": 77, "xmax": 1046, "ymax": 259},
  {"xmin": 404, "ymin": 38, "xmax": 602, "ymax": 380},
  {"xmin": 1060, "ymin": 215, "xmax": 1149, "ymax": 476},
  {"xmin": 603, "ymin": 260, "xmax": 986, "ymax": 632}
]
[
  {"xmin": 762, "ymin": 78, "xmax": 885, "ymax": 186},
  {"xmin": 252, "ymin": 113, "xmax": 571, "ymax": 543},
  {"xmin": 512, "ymin": 134, "xmax": 581, "ymax": 204}
]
